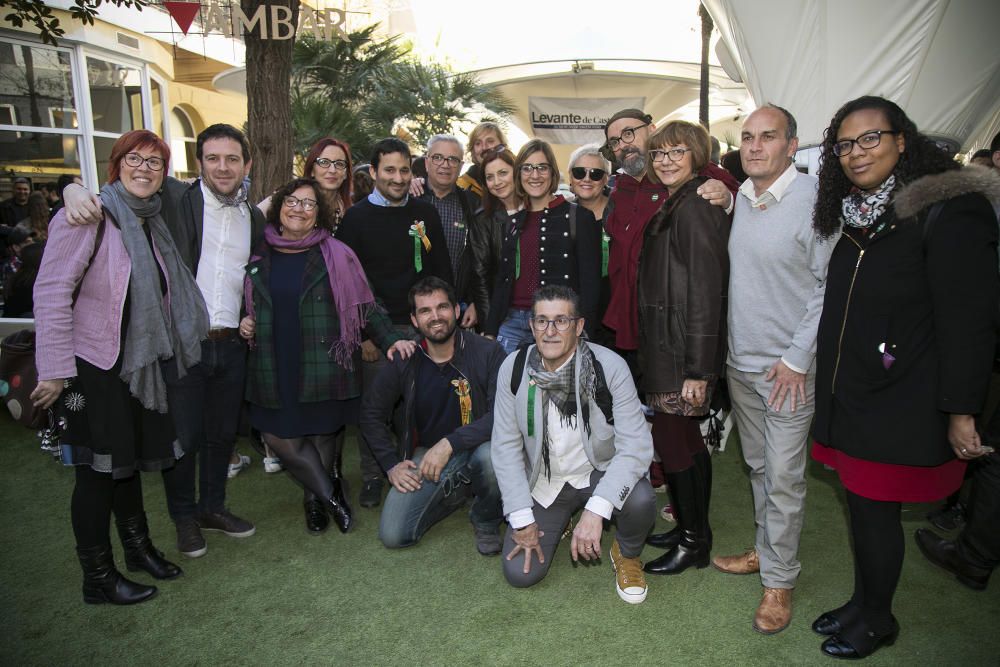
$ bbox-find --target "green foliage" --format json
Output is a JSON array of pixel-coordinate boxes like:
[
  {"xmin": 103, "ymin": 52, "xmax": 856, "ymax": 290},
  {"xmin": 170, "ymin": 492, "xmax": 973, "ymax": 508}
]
[
  {"xmin": 3, "ymin": 0, "xmax": 148, "ymax": 46},
  {"xmin": 291, "ymin": 26, "xmax": 513, "ymax": 163}
]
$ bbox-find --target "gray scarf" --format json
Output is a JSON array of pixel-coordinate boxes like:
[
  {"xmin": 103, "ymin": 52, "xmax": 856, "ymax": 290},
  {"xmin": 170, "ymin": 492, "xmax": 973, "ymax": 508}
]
[
  {"xmin": 100, "ymin": 180, "xmax": 208, "ymax": 413},
  {"xmin": 527, "ymin": 343, "xmax": 598, "ymax": 479}
]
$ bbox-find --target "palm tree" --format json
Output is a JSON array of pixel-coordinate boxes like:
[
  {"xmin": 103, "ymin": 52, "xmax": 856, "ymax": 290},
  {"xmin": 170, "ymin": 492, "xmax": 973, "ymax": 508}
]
[{"xmin": 291, "ymin": 26, "xmax": 513, "ymax": 163}]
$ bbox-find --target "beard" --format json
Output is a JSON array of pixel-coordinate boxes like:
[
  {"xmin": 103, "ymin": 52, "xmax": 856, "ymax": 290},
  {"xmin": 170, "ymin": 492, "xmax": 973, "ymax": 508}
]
[
  {"xmin": 619, "ymin": 148, "xmax": 646, "ymax": 178},
  {"xmin": 422, "ymin": 317, "xmax": 458, "ymax": 344}
]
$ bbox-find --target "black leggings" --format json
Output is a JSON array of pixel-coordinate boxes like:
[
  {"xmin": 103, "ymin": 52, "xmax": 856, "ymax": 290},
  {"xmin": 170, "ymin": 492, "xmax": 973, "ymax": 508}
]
[
  {"xmin": 262, "ymin": 431, "xmax": 340, "ymax": 501},
  {"xmin": 651, "ymin": 412, "xmax": 706, "ymax": 473},
  {"xmin": 71, "ymin": 466, "xmax": 144, "ymax": 549},
  {"xmin": 835, "ymin": 490, "xmax": 903, "ymax": 633}
]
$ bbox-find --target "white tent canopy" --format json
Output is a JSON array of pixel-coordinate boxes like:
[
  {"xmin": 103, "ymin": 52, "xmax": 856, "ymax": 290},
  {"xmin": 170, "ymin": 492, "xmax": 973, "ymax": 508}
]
[{"xmin": 703, "ymin": 0, "xmax": 1000, "ymax": 153}]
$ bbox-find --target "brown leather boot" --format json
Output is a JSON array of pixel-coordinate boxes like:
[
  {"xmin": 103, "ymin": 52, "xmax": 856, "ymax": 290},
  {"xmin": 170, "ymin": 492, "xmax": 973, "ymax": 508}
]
[
  {"xmin": 712, "ymin": 548, "xmax": 759, "ymax": 574},
  {"xmin": 753, "ymin": 587, "xmax": 793, "ymax": 634}
]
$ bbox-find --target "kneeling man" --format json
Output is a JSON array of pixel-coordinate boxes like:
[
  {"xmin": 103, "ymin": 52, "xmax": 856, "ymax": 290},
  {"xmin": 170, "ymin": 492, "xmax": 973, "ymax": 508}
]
[
  {"xmin": 362, "ymin": 277, "xmax": 506, "ymax": 554},
  {"xmin": 491, "ymin": 285, "xmax": 656, "ymax": 603}
]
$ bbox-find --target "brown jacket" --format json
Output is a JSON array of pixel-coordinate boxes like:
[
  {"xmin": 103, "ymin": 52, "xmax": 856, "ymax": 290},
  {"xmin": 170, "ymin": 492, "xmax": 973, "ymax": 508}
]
[{"xmin": 637, "ymin": 176, "xmax": 730, "ymax": 394}]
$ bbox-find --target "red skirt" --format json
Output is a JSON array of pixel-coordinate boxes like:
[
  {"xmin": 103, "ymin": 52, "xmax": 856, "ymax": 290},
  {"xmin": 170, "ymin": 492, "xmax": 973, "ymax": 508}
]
[{"xmin": 812, "ymin": 442, "xmax": 966, "ymax": 503}]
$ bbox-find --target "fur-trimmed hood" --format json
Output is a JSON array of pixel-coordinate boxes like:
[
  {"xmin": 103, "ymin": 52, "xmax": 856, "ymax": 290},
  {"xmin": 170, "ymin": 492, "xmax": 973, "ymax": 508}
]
[{"xmin": 894, "ymin": 165, "xmax": 1000, "ymax": 219}]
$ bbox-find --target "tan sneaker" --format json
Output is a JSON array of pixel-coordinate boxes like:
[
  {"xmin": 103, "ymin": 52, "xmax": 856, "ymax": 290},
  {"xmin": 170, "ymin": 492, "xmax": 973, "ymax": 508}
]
[
  {"xmin": 712, "ymin": 548, "xmax": 760, "ymax": 574},
  {"xmin": 610, "ymin": 539, "xmax": 648, "ymax": 604},
  {"xmin": 753, "ymin": 587, "xmax": 793, "ymax": 634}
]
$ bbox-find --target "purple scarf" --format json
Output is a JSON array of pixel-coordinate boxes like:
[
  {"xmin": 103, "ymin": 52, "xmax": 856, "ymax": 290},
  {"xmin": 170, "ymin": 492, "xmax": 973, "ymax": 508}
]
[{"xmin": 244, "ymin": 225, "xmax": 375, "ymax": 370}]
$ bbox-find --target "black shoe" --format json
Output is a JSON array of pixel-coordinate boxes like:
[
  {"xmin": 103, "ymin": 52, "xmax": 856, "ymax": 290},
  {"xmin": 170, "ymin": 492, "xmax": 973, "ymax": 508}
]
[
  {"xmin": 329, "ymin": 470, "xmax": 353, "ymax": 526},
  {"xmin": 175, "ymin": 517, "xmax": 207, "ymax": 558},
  {"xmin": 359, "ymin": 478, "xmax": 383, "ymax": 508},
  {"xmin": 77, "ymin": 544, "xmax": 158, "ymax": 605},
  {"xmin": 914, "ymin": 528, "xmax": 990, "ymax": 590},
  {"xmin": 646, "ymin": 527, "xmax": 681, "ymax": 550},
  {"xmin": 117, "ymin": 514, "xmax": 182, "ymax": 580},
  {"xmin": 926, "ymin": 501, "xmax": 966, "ymax": 531},
  {"xmin": 304, "ymin": 497, "xmax": 329, "ymax": 535},
  {"xmin": 821, "ymin": 618, "xmax": 899, "ymax": 659},
  {"xmin": 322, "ymin": 494, "xmax": 354, "ymax": 533},
  {"xmin": 812, "ymin": 603, "xmax": 861, "ymax": 636},
  {"xmin": 643, "ymin": 539, "xmax": 710, "ymax": 574},
  {"xmin": 199, "ymin": 509, "xmax": 256, "ymax": 537}
]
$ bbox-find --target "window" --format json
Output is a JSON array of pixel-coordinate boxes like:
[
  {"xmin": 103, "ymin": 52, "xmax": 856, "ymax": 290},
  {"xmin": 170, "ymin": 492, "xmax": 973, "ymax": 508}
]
[{"xmin": 170, "ymin": 106, "xmax": 199, "ymax": 180}]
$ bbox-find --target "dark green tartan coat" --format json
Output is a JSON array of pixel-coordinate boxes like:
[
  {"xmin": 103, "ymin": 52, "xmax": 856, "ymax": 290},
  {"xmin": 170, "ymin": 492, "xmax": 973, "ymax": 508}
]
[{"xmin": 245, "ymin": 245, "xmax": 400, "ymax": 409}]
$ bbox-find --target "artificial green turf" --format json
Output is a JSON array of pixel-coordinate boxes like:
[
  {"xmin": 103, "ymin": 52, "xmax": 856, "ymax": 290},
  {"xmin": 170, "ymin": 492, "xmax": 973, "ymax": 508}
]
[{"xmin": 1, "ymin": 416, "xmax": 997, "ymax": 666}]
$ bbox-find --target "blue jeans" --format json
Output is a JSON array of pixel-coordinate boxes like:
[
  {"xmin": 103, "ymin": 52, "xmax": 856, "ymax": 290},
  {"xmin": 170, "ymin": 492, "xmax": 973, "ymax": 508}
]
[
  {"xmin": 161, "ymin": 336, "xmax": 246, "ymax": 519},
  {"xmin": 379, "ymin": 441, "xmax": 503, "ymax": 548},
  {"xmin": 496, "ymin": 309, "xmax": 533, "ymax": 355}
]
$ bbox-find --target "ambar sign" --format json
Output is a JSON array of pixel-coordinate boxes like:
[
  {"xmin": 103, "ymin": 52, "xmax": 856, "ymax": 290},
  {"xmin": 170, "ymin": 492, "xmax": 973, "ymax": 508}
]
[{"xmin": 163, "ymin": 1, "xmax": 349, "ymax": 41}]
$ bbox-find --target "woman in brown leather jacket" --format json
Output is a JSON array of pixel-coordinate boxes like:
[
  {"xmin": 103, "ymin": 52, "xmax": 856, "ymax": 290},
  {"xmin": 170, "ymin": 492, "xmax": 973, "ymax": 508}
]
[{"xmin": 637, "ymin": 120, "xmax": 730, "ymax": 576}]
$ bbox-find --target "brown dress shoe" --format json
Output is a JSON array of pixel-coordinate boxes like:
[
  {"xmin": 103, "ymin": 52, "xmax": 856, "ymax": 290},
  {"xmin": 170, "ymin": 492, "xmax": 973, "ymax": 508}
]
[
  {"xmin": 712, "ymin": 548, "xmax": 759, "ymax": 574},
  {"xmin": 753, "ymin": 587, "xmax": 793, "ymax": 634}
]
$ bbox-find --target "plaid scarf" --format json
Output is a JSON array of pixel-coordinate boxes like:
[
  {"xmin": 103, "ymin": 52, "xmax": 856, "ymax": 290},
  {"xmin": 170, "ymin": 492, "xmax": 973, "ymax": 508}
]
[
  {"xmin": 527, "ymin": 343, "xmax": 598, "ymax": 479},
  {"xmin": 209, "ymin": 177, "xmax": 250, "ymax": 207}
]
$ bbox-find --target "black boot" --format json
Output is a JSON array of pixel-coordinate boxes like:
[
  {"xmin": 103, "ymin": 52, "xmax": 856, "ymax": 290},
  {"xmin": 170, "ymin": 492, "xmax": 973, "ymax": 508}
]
[
  {"xmin": 643, "ymin": 465, "xmax": 710, "ymax": 575},
  {"xmin": 646, "ymin": 526, "xmax": 681, "ymax": 550},
  {"xmin": 692, "ymin": 449, "xmax": 714, "ymax": 550},
  {"xmin": 77, "ymin": 544, "xmax": 158, "ymax": 605},
  {"xmin": 116, "ymin": 514, "xmax": 182, "ymax": 580},
  {"xmin": 328, "ymin": 439, "xmax": 354, "ymax": 531},
  {"xmin": 322, "ymin": 494, "xmax": 354, "ymax": 534},
  {"xmin": 303, "ymin": 496, "xmax": 329, "ymax": 535}
]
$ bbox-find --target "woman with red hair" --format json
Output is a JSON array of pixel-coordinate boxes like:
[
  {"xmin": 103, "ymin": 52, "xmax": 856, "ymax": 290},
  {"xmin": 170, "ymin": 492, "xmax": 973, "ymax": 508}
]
[
  {"xmin": 32, "ymin": 129, "xmax": 209, "ymax": 605},
  {"xmin": 259, "ymin": 138, "xmax": 353, "ymax": 229}
]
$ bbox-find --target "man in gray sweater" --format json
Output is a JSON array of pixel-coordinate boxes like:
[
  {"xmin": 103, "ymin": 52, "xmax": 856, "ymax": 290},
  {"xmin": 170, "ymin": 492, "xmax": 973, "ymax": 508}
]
[{"xmin": 713, "ymin": 105, "xmax": 834, "ymax": 635}]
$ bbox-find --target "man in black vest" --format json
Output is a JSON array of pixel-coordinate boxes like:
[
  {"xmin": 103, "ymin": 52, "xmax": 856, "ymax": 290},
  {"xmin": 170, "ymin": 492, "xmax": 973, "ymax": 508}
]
[{"xmin": 62, "ymin": 124, "xmax": 265, "ymax": 559}]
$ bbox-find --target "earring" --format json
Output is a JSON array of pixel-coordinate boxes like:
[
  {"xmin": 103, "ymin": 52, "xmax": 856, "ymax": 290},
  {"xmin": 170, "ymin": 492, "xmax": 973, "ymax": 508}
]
[{"xmin": 278, "ymin": 225, "xmax": 284, "ymax": 234}]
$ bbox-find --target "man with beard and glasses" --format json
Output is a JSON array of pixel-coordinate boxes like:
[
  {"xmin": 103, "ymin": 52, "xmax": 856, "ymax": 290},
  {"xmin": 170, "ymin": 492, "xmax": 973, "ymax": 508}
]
[
  {"xmin": 602, "ymin": 109, "xmax": 739, "ymax": 371},
  {"xmin": 361, "ymin": 277, "xmax": 505, "ymax": 555},
  {"xmin": 60, "ymin": 124, "xmax": 265, "ymax": 559}
]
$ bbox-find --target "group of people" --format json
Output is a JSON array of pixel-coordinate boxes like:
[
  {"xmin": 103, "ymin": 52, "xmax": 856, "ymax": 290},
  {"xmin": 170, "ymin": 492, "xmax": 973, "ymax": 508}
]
[{"xmin": 23, "ymin": 92, "xmax": 1000, "ymax": 661}]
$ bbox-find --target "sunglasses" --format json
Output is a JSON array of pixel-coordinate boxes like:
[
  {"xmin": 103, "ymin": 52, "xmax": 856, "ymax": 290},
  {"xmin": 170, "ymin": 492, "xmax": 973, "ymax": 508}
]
[{"xmin": 570, "ymin": 167, "xmax": 607, "ymax": 181}]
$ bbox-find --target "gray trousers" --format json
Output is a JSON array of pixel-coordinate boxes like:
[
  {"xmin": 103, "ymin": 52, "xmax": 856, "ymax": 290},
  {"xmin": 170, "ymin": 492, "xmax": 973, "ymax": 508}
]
[
  {"xmin": 502, "ymin": 470, "xmax": 656, "ymax": 588},
  {"xmin": 727, "ymin": 365, "xmax": 814, "ymax": 589}
]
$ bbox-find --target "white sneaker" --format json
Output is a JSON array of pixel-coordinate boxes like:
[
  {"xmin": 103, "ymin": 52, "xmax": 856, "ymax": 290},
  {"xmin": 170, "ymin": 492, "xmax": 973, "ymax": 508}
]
[
  {"xmin": 227, "ymin": 454, "xmax": 251, "ymax": 479},
  {"xmin": 263, "ymin": 456, "xmax": 284, "ymax": 473}
]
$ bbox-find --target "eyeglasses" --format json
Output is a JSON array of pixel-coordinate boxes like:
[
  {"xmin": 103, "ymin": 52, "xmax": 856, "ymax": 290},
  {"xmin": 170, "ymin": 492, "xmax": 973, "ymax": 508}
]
[
  {"xmin": 649, "ymin": 147, "xmax": 692, "ymax": 163},
  {"xmin": 606, "ymin": 123, "xmax": 650, "ymax": 151},
  {"xmin": 530, "ymin": 316, "xmax": 579, "ymax": 332},
  {"xmin": 314, "ymin": 157, "xmax": 348, "ymax": 171},
  {"xmin": 429, "ymin": 154, "xmax": 462, "ymax": 167},
  {"xmin": 283, "ymin": 195, "xmax": 318, "ymax": 211},
  {"xmin": 520, "ymin": 163, "xmax": 551, "ymax": 175},
  {"xmin": 832, "ymin": 130, "xmax": 898, "ymax": 158},
  {"xmin": 124, "ymin": 152, "xmax": 164, "ymax": 171},
  {"xmin": 570, "ymin": 167, "xmax": 607, "ymax": 181}
]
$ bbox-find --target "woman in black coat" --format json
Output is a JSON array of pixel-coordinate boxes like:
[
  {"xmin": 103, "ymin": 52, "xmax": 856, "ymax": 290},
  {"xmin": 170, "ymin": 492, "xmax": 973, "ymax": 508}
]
[
  {"xmin": 810, "ymin": 96, "xmax": 1000, "ymax": 659},
  {"xmin": 636, "ymin": 121, "xmax": 730, "ymax": 576}
]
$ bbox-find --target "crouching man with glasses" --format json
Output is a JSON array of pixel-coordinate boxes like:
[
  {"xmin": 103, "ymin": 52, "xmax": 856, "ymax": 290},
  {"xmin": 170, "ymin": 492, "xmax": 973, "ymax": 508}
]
[{"xmin": 491, "ymin": 285, "xmax": 656, "ymax": 603}]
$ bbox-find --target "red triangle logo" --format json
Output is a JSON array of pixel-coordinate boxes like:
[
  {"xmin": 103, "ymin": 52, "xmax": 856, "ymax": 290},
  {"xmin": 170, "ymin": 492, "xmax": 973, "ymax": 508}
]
[{"xmin": 164, "ymin": 1, "xmax": 201, "ymax": 36}]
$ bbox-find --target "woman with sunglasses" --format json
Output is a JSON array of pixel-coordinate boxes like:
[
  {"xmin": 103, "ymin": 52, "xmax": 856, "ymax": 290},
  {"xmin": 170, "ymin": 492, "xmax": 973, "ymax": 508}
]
[
  {"xmin": 567, "ymin": 144, "xmax": 613, "ymax": 344},
  {"xmin": 259, "ymin": 138, "xmax": 353, "ymax": 230},
  {"xmin": 484, "ymin": 140, "xmax": 602, "ymax": 353},
  {"xmin": 637, "ymin": 121, "xmax": 729, "ymax": 577},
  {"xmin": 810, "ymin": 96, "xmax": 999, "ymax": 659},
  {"xmin": 241, "ymin": 177, "xmax": 415, "ymax": 535},
  {"xmin": 32, "ymin": 130, "xmax": 208, "ymax": 604}
]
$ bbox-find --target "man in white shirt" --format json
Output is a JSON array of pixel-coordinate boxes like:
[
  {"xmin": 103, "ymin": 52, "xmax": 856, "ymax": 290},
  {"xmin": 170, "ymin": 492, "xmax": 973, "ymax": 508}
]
[
  {"xmin": 491, "ymin": 285, "xmax": 655, "ymax": 604},
  {"xmin": 713, "ymin": 105, "xmax": 833, "ymax": 634}
]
